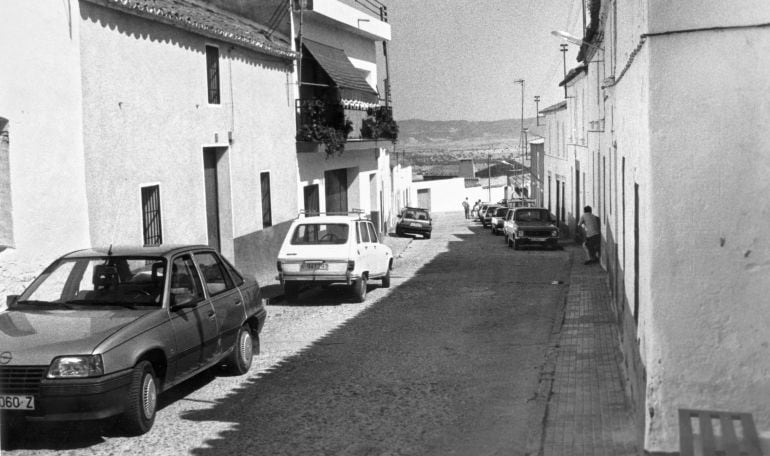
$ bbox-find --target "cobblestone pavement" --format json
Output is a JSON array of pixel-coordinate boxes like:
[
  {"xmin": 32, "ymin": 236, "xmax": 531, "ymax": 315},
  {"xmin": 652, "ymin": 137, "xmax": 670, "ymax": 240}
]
[{"xmin": 538, "ymin": 243, "xmax": 638, "ymax": 456}]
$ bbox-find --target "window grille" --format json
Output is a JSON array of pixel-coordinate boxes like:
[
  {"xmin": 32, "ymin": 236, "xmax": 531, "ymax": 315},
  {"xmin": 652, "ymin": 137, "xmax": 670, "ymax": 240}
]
[
  {"xmin": 206, "ymin": 45, "xmax": 220, "ymax": 104},
  {"xmin": 141, "ymin": 185, "xmax": 162, "ymax": 246}
]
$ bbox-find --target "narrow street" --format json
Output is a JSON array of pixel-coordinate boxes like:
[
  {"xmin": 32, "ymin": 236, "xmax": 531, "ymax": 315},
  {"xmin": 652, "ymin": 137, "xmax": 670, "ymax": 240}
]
[{"xmin": 4, "ymin": 212, "xmax": 571, "ymax": 455}]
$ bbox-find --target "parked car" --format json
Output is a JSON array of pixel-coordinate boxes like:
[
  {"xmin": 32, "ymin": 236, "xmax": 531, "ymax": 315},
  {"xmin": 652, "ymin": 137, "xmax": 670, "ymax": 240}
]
[
  {"xmin": 276, "ymin": 212, "xmax": 393, "ymax": 303},
  {"xmin": 490, "ymin": 206, "xmax": 510, "ymax": 235},
  {"xmin": 504, "ymin": 207, "xmax": 560, "ymax": 250},
  {"xmin": 395, "ymin": 207, "xmax": 432, "ymax": 239},
  {"xmin": 481, "ymin": 204, "xmax": 502, "ymax": 228},
  {"xmin": 0, "ymin": 245, "xmax": 265, "ymax": 436},
  {"xmin": 504, "ymin": 198, "xmax": 537, "ymax": 210}
]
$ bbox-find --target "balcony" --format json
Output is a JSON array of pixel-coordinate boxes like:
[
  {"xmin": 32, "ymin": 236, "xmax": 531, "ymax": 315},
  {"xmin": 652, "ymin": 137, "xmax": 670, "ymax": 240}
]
[{"xmin": 296, "ymin": 99, "xmax": 398, "ymax": 156}]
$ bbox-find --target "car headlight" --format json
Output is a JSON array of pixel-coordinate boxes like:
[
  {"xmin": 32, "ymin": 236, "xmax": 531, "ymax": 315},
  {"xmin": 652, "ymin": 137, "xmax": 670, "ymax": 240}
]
[
  {"xmin": 517, "ymin": 230, "xmax": 524, "ymax": 237},
  {"xmin": 47, "ymin": 355, "xmax": 104, "ymax": 378},
  {"xmin": 552, "ymin": 230, "xmax": 558, "ymax": 237}
]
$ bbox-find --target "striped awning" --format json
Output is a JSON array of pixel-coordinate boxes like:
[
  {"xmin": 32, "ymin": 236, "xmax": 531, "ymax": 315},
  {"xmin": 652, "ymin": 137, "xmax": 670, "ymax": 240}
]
[{"xmin": 302, "ymin": 39, "xmax": 379, "ymax": 104}]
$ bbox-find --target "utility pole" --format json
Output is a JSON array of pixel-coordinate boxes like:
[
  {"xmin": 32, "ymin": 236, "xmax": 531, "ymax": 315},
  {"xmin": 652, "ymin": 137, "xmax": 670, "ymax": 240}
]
[
  {"xmin": 560, "ymin": 44, "xmax": 568, "ymax": 99},
  {"xmin": 534, "ymin": 95, "xmax": 541, "ymax": 126},
  {"xmin": 487, "ymin": 152, "xmax": 491, "ymax": 202},
  {"xmin": 514, "ymin": 79, "xmax": 525, "ymax": 194}
]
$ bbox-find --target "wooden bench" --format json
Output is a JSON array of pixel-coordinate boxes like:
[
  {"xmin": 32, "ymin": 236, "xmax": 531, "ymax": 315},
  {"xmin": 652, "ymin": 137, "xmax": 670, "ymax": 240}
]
[{"xmin": 679, "ymin": 409, "xmax": 763, "ymax": 456}]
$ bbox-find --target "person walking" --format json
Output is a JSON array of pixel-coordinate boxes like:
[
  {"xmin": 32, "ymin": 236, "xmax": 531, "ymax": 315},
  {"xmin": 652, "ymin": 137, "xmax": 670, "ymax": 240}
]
[
  {"xmin": 462, "ymin": 197, "xmax": 470, "ymax": 219},
  {"xmin": 471, "ymin": 199, "xmax": 481, "ymax": 217},
  {"xmin": 578, "ymin": 205, "xmax": 601, "ymax": 264}
]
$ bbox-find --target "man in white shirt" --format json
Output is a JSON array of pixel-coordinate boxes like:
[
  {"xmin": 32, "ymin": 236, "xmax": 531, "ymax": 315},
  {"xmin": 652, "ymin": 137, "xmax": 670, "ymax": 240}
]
[{"xmin": 578, "ymin": 205, "xmax": 601, "ymax": 265}]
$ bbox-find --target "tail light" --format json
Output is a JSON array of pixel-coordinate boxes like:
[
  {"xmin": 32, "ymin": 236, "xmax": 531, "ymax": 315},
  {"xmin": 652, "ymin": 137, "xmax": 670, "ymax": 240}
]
[{"xmin": 347, "ymin": 261, "xmax": 355, "ymax": 271}]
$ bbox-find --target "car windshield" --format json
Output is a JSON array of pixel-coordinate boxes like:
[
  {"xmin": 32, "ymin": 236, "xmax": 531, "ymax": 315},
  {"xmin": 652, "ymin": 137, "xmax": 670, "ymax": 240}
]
[
  {"xmin": 515, "ymin": 209, "xmax": 551, "ymax": 222},
  {"xmin": 404, "ymin": 210, "xmax": 428, "ymax": 220},
  {"xmin": 291, "ymin": 223, "xmax": 350, "ymax": 245},
  {"xmin": 18, "ymin": 256, "xmax": 167, "ymax": 308},
  {"xmin": 496, "ymin": 208, "xmax": 508, "ymax": 216}
]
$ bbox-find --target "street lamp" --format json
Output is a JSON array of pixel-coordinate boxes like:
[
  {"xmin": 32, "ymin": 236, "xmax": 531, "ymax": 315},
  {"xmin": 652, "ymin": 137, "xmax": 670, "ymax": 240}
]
[
  {"xmin": 534, "ymin": 95, "xmax": 541, "ymax": 126},
  {"xmin": 560, "ymin": 43, "xmax": 568, "ymax": 99}
]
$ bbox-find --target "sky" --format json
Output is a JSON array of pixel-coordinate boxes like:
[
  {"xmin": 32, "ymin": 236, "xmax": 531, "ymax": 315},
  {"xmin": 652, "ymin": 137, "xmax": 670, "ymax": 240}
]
[{"xmin": 383, "ymin": 0, "xmax": 584, "ymax": 122}]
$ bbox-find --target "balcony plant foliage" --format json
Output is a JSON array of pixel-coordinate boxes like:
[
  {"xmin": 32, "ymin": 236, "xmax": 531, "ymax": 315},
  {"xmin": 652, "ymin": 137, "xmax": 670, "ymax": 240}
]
[
  {"xmin": 361, "ymin": 106, "xmax": 399, "ymax": 141},
  {"xmin": 296, "ymin": 99, "xmax": 353, "ymax": 157}
]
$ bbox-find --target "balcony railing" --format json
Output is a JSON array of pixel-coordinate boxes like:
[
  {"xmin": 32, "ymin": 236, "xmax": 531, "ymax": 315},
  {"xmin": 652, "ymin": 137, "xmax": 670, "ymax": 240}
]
[
  {"xmin": 296, "ymin": 99, "xmax": 398, "ymax": 156},
  {"xmin": 354, "ymin": 0, "xmax": 388, "ymax": 22}
]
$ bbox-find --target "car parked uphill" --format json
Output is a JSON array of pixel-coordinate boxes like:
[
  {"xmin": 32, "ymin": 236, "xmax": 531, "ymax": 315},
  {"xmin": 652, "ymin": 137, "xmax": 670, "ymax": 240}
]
[
  {"xmin": 0, "ymin": 245, "xmax": 266, "ymax": 436},
  {"xmin": 276, "ymin": 211, "xmax": 393, "ymax": 303},
  {"xmin": 504, "ymin": 207, "xmax": 561, "ymax": 250},
  {"xmin": 396, "ymin": 207, "xmax": 432, "ymax": 239}
]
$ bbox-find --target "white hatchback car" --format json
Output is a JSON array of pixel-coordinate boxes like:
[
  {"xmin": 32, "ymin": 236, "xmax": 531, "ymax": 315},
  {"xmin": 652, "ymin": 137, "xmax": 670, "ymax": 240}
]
[{"xmin": 276, "ymin": 212, "xmax": 393, "ymax": 303}]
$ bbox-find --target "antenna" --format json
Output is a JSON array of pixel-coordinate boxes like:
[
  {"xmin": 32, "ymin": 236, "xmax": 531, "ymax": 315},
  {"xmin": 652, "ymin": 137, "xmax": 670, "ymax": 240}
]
[{"xmin": 107, "ymin": 244, "xmax": 113, "ymax": 256}]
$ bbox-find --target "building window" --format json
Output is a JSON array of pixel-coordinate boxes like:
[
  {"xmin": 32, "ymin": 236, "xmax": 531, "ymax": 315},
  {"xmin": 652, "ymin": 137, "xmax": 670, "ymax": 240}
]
[
  {"xmin": 141, "ymin": 185, "xmax": 162, "ymax": 246},
  {"xmin": 206, "ymin": 45, "xmax": 220, "ymax": 104},
  {"xmin": 261, "ymin": 172, "xmax": 272, "ymax": 228}
]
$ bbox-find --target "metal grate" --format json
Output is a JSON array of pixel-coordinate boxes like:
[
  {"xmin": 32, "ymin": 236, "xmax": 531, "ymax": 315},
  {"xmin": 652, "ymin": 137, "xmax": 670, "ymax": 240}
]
[
  {"xmin": 0, "ymin": 366, "xmax": 47, "ymax": 395},
  {"xmin": 141, "ymin": 185, "xmax": 163, "ymax": 246},
  {"xmin": 679, "ymin": 409, "xmax": 763, "ymax": 456}
]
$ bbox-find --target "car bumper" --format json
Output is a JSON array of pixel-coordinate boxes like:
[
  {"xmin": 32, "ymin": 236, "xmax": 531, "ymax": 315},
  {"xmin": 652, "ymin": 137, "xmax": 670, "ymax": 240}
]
[
  {"xmin": 2, "ymin": 368, "xmax": 133, "ymax": 421},
  {"xmin": 397, "ymin": 225, "xmax": 431, "ymax": 236},
  {"xmin": 279, "ymin": 272, "xmax": 359, "ymax": 285},
  {"xmin": 517, "ymin": 237, "xmax": 559, "ymax": 246}
]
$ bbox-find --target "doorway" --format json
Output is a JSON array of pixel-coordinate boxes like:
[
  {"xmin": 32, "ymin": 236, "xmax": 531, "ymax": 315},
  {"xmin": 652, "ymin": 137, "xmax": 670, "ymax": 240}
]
[
  {"xmin": 417, "ymin": 189, "xmax": 430, "ymax": 210},
  {"xmin": 325, "ymin": 168, "xmax": 348, "ymax": 214},
  {"xmin": 304, "ymin": 184, "xmax": 319, "ymax": 215}
]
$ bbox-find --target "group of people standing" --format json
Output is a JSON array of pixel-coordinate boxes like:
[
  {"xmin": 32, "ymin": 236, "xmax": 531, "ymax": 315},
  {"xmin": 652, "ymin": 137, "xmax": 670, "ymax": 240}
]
[{"xmin": 462, "ymin": 196, "xmax": 601, "ymax": 265}]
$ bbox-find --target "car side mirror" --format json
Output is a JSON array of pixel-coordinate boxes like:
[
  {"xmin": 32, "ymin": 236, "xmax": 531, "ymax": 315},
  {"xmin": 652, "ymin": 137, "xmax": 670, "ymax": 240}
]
[
  {"xmin": 6, "ymin": 294, "xmax": 19, "ymax": 308},
  {"xmin": 170, "ymin": 291, "xmax": 197, "ymax": 310}
]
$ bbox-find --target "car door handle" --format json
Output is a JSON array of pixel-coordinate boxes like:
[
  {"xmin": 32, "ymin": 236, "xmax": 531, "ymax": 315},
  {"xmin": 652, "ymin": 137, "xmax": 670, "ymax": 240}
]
[
  {"xmin": 208, "ymin": 311, "xmax": 216, "ymax": 319},
  {"xmin": 234, "ymin": 300, "xmax": 242, "ymax": 306}
]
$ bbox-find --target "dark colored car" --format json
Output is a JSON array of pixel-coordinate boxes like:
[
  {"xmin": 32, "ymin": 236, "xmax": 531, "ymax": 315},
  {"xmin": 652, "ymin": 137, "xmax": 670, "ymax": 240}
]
[
  {"xmin": 505, "ymin": 207, "xmax": 560, "ymax": 249},
  {"xmin": 0, "ymin": 245, "xmax": 266, "ymax": 436},
  {"xmin": 396, "ymin": 207, "xmax": 432, "ymax": 239}
]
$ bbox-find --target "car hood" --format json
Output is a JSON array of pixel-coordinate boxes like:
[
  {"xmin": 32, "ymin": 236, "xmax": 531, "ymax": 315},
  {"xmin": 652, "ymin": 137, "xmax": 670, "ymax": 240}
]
[
  {"xmin": 514, "ymin": 221, "xmax": 557, "ymax": 228},
  {"xmin": 0, "ymin": 308, "xmax": 154, "ymax": 366}
]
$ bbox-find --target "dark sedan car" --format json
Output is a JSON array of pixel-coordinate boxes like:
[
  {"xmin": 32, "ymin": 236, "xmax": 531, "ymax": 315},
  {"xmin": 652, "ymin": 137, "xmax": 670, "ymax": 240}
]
[
  {"xmin": 0, "ymin": 245, "xmax": 266, "ymax": 436},
  {"xmin": 396, "ymin": 207, "xmax": 432, "ymax": 239}
]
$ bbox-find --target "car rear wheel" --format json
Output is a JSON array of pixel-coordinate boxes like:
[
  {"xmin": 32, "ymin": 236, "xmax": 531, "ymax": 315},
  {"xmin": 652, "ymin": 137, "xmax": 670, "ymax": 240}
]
[
  {"xmin": 352, "ymin": 275, "xmax": 367, "ymax": 302},
  {"xmin": 121, "ymin": 361, "xmax": 157, "ymax": 435},
  {"xmin": 224, "ymin": 324, "xmax": 253, "ymax": 375},
  {"xmin": 424, "ymin": 233, "xmax": 431, "ymax": 239}
]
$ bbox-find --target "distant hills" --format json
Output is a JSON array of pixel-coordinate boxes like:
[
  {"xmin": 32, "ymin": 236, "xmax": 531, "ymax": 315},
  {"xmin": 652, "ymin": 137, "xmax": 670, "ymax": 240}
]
[
  {"xmin": 396, "ymin": 118, "xmax": 544, "ymax": 153},
  {"xmin": 394, "ymin": 118, "xmax": 545, "ymax": 173}
]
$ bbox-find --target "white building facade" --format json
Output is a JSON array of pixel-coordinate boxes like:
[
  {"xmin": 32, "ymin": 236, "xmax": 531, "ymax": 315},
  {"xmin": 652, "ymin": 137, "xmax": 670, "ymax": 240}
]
[
  {"xmin": 555, "ymin": 0, "xmax": 770, "ymax": 452},
  {"xmin": 292, "ymin": 0, "xmax": 398, "ymax": 234},
  {"xmin": 0, "ymin": 0, "xmax": 300, "ymax": 298}
]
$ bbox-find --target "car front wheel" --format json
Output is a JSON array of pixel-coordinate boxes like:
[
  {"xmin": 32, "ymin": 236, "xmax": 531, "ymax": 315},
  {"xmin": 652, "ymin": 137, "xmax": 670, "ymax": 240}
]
[
  {"xmin": 224, "ymin": 324, "xmax": 253, "ymax": 375},
  {"xmin": 121, "ymin": 361, "xmax": 157, "ymax": 435},
  {"xmin": 352, "ymin": 275, "xmax": 367, "ymax": 302}
]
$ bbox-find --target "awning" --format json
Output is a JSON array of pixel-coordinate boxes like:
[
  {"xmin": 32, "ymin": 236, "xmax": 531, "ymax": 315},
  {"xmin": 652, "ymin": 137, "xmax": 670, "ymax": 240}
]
[{"xmin": 302, "ymin": 39, "xmax": 379, "ymax": 104}]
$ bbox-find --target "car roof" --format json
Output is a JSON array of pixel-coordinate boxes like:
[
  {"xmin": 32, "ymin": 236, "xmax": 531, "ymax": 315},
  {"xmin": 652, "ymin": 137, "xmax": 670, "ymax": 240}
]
[
  {"xmin": 403, "ymin": 206, "xmax": 429, "ymax": 211},
  {"xmin": 294, "ymin": 215, "xmax": 366, "ymax": 223},
  {"xmin": 62, "ymin": 244, "xmax": 214, "ymax": 258}
]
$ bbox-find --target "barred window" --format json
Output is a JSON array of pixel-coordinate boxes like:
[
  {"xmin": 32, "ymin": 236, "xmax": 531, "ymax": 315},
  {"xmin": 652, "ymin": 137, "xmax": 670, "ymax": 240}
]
[
  {"xmin": 206, "ymin": 45, "xmax": 220, "ymax": 104},
  {"xmin": 261, "ymin": 172, "xmax": 272, "ymax": 228},
  {"xmin": 141, "ymin": 185, "xmax": 162, "ymax": 246}
]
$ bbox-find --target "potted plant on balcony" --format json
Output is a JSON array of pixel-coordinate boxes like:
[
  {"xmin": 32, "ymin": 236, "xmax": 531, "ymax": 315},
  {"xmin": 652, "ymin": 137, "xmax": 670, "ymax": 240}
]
[
  {"xmin": 296, "ymin": 99, "xmax": 353, "ymax": 157},
  {"xmin": 361, "ymin": 106, "xmax": 399, "ymax": 141}
]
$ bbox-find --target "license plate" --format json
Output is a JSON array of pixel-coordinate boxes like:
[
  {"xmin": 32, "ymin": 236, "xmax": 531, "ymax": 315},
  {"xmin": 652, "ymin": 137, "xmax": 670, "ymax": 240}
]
[
  {"xmin": 531, "ymin": 237, "xmax": 547, "ymax": 242},
  {"xmin": 410, "ymin": 223, "xmax": 421, "ymax": 227},
  {"xmin": 0, "ymin": 395, "xmax": 35, "ymax": 410},
  {"xmin": 301, "ymin": 262, "xmax": 327, "ymax": 271}
]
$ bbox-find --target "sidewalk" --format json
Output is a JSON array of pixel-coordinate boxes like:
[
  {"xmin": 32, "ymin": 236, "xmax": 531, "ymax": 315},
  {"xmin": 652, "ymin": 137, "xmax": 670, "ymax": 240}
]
[{"xmin": 533, "ymin": 242, "xmax": 639, "ymax": 456}]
